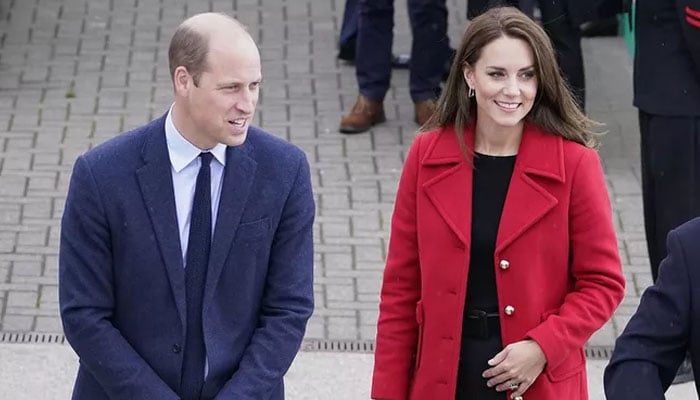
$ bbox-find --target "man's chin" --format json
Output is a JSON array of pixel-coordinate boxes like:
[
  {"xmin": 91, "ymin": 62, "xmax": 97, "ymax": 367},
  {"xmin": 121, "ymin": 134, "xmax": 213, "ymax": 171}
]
[{"xmin": 225, "ymin": 130, "xmax": 248, "ymax": 147}]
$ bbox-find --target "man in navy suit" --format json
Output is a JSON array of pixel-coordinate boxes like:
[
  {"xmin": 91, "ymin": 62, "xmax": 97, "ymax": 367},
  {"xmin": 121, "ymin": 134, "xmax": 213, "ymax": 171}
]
[
  {"xmin": 604, "ymin": 216, "xmax": 700, "ymax": 398},
  {"xmin": 59, "ymin": 12, "xmax": 315, "ymax": 400}
]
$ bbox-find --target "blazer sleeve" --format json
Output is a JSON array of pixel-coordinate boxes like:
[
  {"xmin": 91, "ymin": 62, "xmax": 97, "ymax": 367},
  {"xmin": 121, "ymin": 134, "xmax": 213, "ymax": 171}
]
[
  {"xmin": 371, "ymin": 134, "xmax": 424, "ymax": 400},
  {"xmin": 214, "ymin": 152, "xmax": 315, "ymax": 400},
  {"xmin": 59, "ymin": 156, "xmax": 179, "ymax": 399},
  {"xmin": 604, "ymin": 227, "xmax": 692, "ymax": 399},
  {"xmin": 526, "ymin": 149, "xmax": 625, "ymax": 370},
  {"xmin": 677, "ymin": 0, "xmax": 700, "ymax": 78}
]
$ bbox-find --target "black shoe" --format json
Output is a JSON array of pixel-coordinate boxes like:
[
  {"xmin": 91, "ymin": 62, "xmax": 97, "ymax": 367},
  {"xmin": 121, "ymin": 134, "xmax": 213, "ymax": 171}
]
[{"xmin": 672, "ymin": 356, "xmax": 695, "ymax": 385}]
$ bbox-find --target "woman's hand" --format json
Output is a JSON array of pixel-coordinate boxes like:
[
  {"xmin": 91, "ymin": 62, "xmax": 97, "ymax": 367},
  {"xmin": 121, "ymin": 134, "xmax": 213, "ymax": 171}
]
[{"xmin": 482, "ymin": 339, "xmax": 547, "ymax": 398}]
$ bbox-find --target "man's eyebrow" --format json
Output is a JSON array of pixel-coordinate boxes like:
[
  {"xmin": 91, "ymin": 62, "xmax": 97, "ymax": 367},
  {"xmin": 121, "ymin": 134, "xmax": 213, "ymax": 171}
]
[{"xmin": 215, "ymin": 79, "xmax": 263, "ymax": 89}]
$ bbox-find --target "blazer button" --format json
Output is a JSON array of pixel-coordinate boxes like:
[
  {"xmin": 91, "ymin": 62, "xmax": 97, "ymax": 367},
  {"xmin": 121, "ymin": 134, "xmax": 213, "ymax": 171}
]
[
  {"xmin": 513, "ymin": 396, "xmax": 523, "ymax": 400},
  {"xmin": 504, "ymin": 305, "xmax": 515, "ymax": 316},
  {"xmin": 172, "ymin": 344, "xmax": 182, "ymax": 354},
  {"xmin": 499, "ymin": 259, "xmax": 510, "ymax": 270}
]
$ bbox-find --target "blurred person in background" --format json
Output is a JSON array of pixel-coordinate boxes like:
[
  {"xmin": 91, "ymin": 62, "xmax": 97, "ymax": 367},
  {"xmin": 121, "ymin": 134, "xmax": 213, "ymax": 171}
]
[
  {"xmin": 338, "ymin": 0, "xmax": 453, "ymax": 134},
  {"xmin": 630, "ymin": 0, "xmax": 700, "ymax": 385}
]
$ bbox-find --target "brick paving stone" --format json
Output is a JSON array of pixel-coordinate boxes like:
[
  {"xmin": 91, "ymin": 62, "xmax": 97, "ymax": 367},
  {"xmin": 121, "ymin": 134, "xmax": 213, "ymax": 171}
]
[
  {"xmin": 34, "ymin": 316, "xmax": 62, "ymax": 332},
  {"xmin": 325, "ymin": 285, "xmax": 356, "ymax": 308},
  {"xmin": 327, "ymin": 316, "xmax": 358, "ymax": 340},
  {"xmin": 1, "ymin": 315, "xmax": 34, "ymax": 332},
  {"xmin": 6, "ymin": 291, "xmax": 38, "ymax": 308}
]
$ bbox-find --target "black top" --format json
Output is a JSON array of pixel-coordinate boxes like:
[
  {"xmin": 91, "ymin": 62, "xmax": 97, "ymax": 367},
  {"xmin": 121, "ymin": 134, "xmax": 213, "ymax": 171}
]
[{"xmin": 465, "ymin": 153, "xmax": 516, "ymax": 313}]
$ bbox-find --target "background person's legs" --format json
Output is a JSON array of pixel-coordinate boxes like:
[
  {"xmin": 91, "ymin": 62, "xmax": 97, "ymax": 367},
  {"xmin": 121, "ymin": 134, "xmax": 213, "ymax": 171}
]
[
  {"xmin": 538, "ymin": 0, "xmax": 585, "ymax": 110},
  {"xmin": 356, "ymin": 0, "xmax": 394, "ymax": 102},
  {"xmin": 640, "ymin": 112, "xmax": 700, "ymax": 281},
  {"xmin": 407, "ymin": 0, "xmax": 451, "ymax": 103}
]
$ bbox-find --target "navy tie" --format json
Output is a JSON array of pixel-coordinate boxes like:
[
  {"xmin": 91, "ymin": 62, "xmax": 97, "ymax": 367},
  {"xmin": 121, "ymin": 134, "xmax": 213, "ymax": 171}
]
[{"xmin": 181, "ymin": 152, "xmax": 213, "ymax": 400}]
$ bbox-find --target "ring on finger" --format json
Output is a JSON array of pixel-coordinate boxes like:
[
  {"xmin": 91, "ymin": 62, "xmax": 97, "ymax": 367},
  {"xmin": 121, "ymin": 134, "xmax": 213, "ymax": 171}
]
[{"xmin": 508, "ymin": 382, "xmax": 519, "ymax": 390}]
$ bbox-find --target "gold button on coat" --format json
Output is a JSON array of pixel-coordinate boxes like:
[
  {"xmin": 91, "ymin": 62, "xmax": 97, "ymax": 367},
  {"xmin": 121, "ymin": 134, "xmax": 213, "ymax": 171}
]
[
  {"xmin": 504, "ymin": 305, "xmax": 515, "ymax": 315},
  {"xmin": 499, "ymin": 259, "xmax": 510, "ymax": 270}
]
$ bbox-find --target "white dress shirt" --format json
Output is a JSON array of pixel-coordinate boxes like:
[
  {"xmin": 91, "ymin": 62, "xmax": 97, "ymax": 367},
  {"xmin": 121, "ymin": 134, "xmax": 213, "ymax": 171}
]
[{"xmin": 164, "ymin": 107, "xmax": 226, "ymax": 268}]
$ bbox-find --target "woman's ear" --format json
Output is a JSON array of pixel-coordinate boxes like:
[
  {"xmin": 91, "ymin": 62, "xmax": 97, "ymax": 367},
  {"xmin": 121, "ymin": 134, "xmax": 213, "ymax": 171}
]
[{"xmin": 462, "ymin": 63, "xmax": 474, "ymax": 89}]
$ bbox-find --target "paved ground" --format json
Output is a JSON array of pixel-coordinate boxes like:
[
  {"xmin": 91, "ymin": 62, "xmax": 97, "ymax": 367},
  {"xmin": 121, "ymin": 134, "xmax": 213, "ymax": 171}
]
[
  {"xmin": 0, "ymin": 0, "xmax": 695, "ymax": 398},
  {"xmin": 0, "ymin": 344, "xmax": 696, "ymax": 399}
]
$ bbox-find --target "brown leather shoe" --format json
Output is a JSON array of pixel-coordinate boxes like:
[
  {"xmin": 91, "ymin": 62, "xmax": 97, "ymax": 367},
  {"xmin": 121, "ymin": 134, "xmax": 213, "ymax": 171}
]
[
  {"xmin": 414, "ymin": 99, "xmax": 436, "ymax": 127},
  {"xmin": 339, "ymin": 95, "xmax": 386, "ymax": 134}
]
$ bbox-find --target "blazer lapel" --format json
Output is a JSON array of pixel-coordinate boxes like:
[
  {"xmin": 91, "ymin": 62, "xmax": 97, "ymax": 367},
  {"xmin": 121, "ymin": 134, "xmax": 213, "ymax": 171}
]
[
  {"xmin": 136, "ymin": 118, "xmax": 187, "ymax": 327},
  {"xmin": 495, "ymin": 124, "xmax": 564, "ymax": 253},
  {"xmin": 204, "ymin": 143, "xmax": 257, "ymax": 304},
  {"xmin": 422, "ymin": 127, "xmax": 473, "ymax": 247}
]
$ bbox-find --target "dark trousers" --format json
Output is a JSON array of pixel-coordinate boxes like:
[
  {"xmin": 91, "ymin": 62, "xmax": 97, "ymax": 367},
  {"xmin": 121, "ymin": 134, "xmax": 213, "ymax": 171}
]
[
  {"xmin": 356, "ymin": 0, "xmax": 451, "ymax": 103},
  {"xmin": 640, "ymin": 111, "xmax": 700, "ymax": 281},
  {"xmin": 338, "ymin": 0, "xmax": 359, "ymax": 59},
  {"xmin": 456, "ymin": 334, "xmax": 506, "ymax": 400},
  {"xmin": 467, "ymin": 0, "xmax": 585, "ymax": 109}
]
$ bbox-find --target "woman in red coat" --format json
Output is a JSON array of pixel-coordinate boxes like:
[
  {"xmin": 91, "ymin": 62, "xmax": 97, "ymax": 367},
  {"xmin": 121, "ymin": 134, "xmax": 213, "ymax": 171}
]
[{"xmin": 371, "ymin": 7, "xmax": 625, "ymax": 400}]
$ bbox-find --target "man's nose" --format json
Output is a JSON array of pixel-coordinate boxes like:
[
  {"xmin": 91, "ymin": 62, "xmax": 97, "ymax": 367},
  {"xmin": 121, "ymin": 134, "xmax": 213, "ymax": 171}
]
[{"xmin": 236, "ymin": 90, "xmax": 256, "ymax": 113}]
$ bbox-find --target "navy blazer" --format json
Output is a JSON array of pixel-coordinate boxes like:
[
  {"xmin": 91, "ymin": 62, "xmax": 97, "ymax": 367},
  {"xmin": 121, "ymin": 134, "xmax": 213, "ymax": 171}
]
[
  {"xmin": 634, "ymin": 0, "xmax": 700, "ymax": 116},
  {"xmin": 59, "ymin": 114, "xmax": 315, "ymax": 399},
  {"xmin": 604, "ymin": 217, "xmax": 700, "ymax": 398}
]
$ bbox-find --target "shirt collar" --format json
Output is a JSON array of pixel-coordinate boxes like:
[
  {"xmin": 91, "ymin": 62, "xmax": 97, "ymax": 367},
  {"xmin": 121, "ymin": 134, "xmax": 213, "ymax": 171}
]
[{"xmin": 165, "ymin": 104, "xmax": 227, "ymax": 172}]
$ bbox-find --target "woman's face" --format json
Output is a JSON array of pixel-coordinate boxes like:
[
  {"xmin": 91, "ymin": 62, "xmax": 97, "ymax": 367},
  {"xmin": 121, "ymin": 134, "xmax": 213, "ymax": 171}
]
[{"xmin": 463, "ymin": 36, "xmax": 538, "ymax": 132}]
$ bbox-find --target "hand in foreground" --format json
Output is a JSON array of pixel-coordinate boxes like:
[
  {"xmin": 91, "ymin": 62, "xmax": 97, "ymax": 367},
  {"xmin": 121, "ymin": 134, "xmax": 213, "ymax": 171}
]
[{"xmin": 482, "ymin": 339, "xmax": 547, "ymax": 399}]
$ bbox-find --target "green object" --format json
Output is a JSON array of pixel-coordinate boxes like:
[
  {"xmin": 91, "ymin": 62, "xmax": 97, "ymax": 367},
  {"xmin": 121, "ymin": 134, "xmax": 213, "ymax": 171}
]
[{"xmin": 620, "ymin": 4, "xmax": 635, "ymax": 57}]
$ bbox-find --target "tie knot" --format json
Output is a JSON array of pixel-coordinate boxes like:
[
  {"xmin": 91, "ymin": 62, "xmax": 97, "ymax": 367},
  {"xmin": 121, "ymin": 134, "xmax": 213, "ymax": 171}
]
[{"xmin": 199, "ymin": 152, "xmax": 213, "ymax": 167}]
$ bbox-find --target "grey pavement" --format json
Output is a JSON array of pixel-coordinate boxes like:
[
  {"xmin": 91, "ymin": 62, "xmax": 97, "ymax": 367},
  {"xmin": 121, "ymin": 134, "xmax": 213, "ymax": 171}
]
[
  {"xmin": 0, "ymin": 0, "xmax": 695, "ymax": 398},
  {"xmin": 0, "ymin": 344, "xmax": 697, "ymax": 399}
]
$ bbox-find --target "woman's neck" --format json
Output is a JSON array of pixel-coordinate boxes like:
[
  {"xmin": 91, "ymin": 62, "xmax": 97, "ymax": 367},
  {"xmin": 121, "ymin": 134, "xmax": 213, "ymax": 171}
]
[{"xmin": 474, "ymin": 120, "xmax": 524, "ymax": 156}]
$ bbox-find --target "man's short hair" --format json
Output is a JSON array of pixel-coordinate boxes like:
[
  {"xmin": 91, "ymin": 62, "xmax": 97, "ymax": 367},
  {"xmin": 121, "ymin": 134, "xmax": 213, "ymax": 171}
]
[{"xmin": 168, "ymin": 24, "xmax": 209, "ymax": 86}]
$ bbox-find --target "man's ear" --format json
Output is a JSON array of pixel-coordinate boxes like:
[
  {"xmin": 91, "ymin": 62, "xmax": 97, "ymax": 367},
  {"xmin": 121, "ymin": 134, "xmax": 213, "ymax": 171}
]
[{"xmin": 173, "ymin": 66, "xmax": 191, "ymax": 94}]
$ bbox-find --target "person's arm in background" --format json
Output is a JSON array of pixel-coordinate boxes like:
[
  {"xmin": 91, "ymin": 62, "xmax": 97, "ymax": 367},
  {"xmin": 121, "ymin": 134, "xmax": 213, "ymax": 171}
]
[
  {"xmin": 676, "ymin": 0, "xmax": 700, "ymax": 79},
  {"xmin": 604, "ymin": 222, "xmax": 695, "ymax": 399}
]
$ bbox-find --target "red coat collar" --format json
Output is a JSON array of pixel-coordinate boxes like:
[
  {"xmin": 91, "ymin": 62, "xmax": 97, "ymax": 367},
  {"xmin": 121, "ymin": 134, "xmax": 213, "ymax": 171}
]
[{"xmin": 420, "ymin": 122, "xmax": 566, "ymax": 183}]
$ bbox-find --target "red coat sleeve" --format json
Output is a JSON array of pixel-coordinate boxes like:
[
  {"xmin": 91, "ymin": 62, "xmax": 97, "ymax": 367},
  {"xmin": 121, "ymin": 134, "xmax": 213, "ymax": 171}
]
[
  {"xmin": 371, "ymin": 134, "xmax": 425, "ymax": 400},
  {"xmin": 526, "ymin": 149, "xmax": 625, "ymax": 370}
]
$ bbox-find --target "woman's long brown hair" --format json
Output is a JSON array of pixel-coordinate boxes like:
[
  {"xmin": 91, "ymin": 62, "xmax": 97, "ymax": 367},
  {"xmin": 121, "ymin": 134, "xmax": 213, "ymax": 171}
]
[{"xmin": 421, "ymin": 7, "xmax": 601, "ymax": 160}]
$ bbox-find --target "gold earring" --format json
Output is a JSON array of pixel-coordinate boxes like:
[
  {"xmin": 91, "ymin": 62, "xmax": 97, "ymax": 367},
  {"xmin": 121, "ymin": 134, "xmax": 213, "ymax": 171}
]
[{"xmin": 468, "ymin": 87, "xmax": 475, "ymax": 98}]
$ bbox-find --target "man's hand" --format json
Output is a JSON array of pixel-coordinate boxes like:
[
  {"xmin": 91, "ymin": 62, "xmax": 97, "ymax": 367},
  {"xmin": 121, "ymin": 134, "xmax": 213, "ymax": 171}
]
[{"xmin": 482, "ymin": 339, "xmax": 547, "ymax": 398}]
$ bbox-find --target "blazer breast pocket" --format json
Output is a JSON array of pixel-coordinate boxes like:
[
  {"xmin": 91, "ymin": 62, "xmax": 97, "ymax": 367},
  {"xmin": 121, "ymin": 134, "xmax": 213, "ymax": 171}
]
[{"xmin": 234, "ymin": 218, "xmax": 271, "ymax": 244}]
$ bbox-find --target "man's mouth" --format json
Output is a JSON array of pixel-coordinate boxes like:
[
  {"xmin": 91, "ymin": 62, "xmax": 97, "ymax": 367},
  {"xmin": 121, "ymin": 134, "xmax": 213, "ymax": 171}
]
[{"xmin": 228, "ymin": 118, "xmax": 247, "ymax": 127}]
